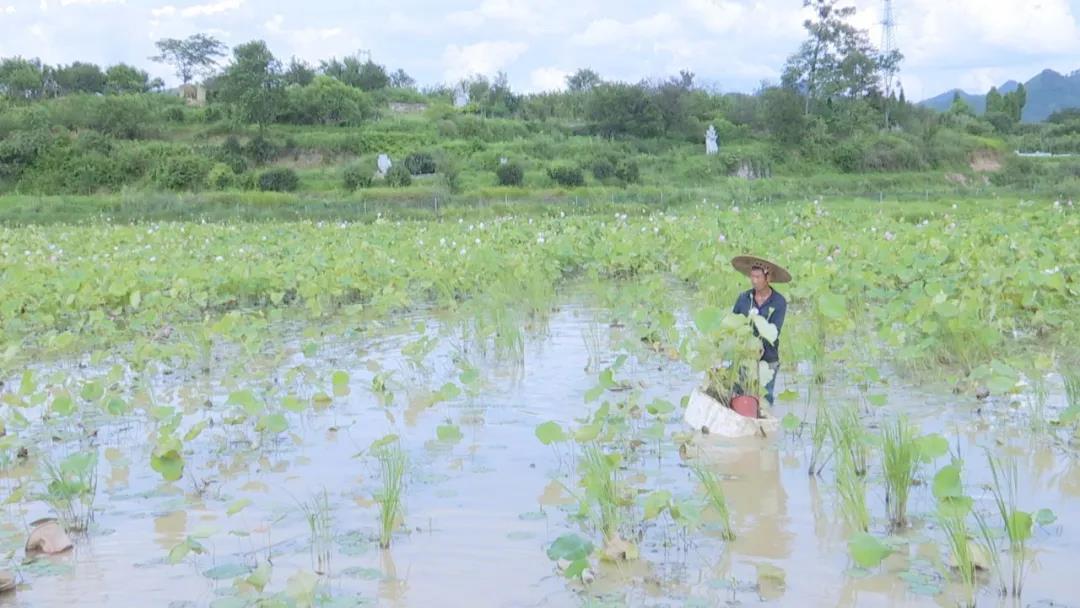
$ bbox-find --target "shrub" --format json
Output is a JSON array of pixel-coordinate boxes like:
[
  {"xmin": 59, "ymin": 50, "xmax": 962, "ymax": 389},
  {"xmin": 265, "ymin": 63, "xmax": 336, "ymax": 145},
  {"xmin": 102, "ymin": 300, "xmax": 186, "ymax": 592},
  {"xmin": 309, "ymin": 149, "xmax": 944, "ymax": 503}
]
[
  {"xmin": 832, "ymin": 139, "xmax": 866, "ymax": 173},
  {"xmin": 495, "ymin": 161, "xmax": 524, "ymax": 186},
  {"xmin": 441, "ymin": 157, "xmax": 462, "ymax": 193},
  {"xmin": 244, "ymin": 134, "xmax": 279, "ymax": 165},
  {"xmin": 342, "ymin": 163, "xmax": 373, "ymax": 191},
  {"xmin": 547, "ymin": 165, "xmax": 585, "ymax": 187},
  {"xmin": 88, "ymin": 94, "xmax": 154, "ymax": 139},
  {"xmin": 404, "ymin": 152, "xmax": 437, "ymax": 175},
  {"xmin": 257, "ymin": 167, "xmax": 299, "ymax": 192},
  {"xmin": 591, "ymin": 158, "xmax": 616, "ymax": 180},
  {"xmin": 615, "ymin": 159, "xmax": 640, "ymax": 184},
  {"xmin": 862, "ymin": 135, "xmax": 925, "ymax": 172},
  {"xmin": 437, "ymin": 119, "xmax": 458, "ymax": 138},
  {"xmin": 207, "ymin": 162, "xmax": 234, "ymax": 190},
  {"xmin": 164, "ymin": 106, "xmax": 185, "ymax": 123},
  {"xmin": 154, "ymin": 154, "xmax": 211, "ymax": 190},
  {"xmin": 210, "ymin": 136, "xmax": 248, "ymax": 174},
  {"xmin": 282, "ymin": 75, "xmax": 372, "ymax": 126},
  {"xmin": 384, "ymin": 164, "xmax": 412, "ymax": 187},
  {"xmin": 203, "ymin": 106, "xmax": 224, "ymax": 123}
]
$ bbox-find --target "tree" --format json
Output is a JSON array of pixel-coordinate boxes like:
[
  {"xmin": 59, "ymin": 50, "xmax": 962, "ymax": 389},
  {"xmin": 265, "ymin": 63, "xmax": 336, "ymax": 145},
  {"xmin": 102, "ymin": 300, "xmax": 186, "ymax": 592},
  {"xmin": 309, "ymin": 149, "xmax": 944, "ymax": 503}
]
[
  {"xmin": 105, "ymin": 63, "xmax": 152, "ymax": 94},
  {"xmin": 283, "ymin": 57, "xmax": 315, "ymax": 86},
  {"xmin": 948, "ymin": 91, "xmax": 974, "ymax": 116},
  {"xmin": 653, "ymin": 70, "xmax": 697, "ymax": 136},
  {"xmin": 782, "ymin": 0, "xmax": 901, "ymax": 113},
  {"xmin": 586, "ymin": 82, "xmax": 663, "ymax": 138},
  {"xmin": 985, "ymin": 86, "xmax": 1003, "ymax": 114},
  {"xmin": 215, "ymin": 40, "xmax": 285, "ymax": 128},
  {"xmin": 566, "ymin": 68, "xmax": 602, "ymax": 92},
  {"xmin": 1006, "ymin": 83, "xmax": 1026, "ymax": 122},
  {"xmin": 0, "ymin": 57, "xmax": 45, "ymax": 99},
  {"xmin": 54, "ymin": 62, "xmax": 106, "ymax": 94},
  {"xmin": 761, "ymin": 86, "xmax": 807, "ymax": 145},
  {"xmin": 152, "ymin": 33, "xmax": 227, "ymax": 84},
  {"xmin": 389, "ymin": 68, "xmax": 415, "ymax": 89},
  {"xmin": 320, "ymin": 55, "xmax": 389, "ymax": 91},
  {"xmin": 355, "ymin": 60, "xmax": 389, "ymax": 91},
  {"xmin": 282, "ymin": 75, "xmax": 372, "ymax": 125}
]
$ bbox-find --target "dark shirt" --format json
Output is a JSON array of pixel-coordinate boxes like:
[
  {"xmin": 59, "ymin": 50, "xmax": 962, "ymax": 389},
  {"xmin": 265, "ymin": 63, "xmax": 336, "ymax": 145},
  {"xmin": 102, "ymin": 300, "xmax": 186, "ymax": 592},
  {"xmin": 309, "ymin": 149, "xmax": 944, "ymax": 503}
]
[{"xmin": 732, "ymin": 288, "xmax": 787, "ymax": 363}]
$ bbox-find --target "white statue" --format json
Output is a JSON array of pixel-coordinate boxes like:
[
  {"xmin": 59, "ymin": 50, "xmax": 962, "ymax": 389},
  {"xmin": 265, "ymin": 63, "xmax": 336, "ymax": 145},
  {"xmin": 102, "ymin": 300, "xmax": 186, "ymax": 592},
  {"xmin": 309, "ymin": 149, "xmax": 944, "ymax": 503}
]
[
  {"xmin": 377, "ymin": 154, "xmax": 392, "ymax": 176},
  {"xmin": 705, "ymin": 125, "xmax": 718, "ymax": 155},
  {"xmin": 453, "ymin": 89, "xmax": 469, "ymax": 108}
]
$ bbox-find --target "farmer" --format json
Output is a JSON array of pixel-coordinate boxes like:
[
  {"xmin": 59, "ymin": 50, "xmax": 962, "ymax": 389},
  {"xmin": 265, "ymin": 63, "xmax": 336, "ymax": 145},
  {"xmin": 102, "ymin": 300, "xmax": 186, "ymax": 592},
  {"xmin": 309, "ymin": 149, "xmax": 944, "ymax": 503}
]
[{"xmin": 730, "ymin": 255, "xmax": 790, "ymax": 406}]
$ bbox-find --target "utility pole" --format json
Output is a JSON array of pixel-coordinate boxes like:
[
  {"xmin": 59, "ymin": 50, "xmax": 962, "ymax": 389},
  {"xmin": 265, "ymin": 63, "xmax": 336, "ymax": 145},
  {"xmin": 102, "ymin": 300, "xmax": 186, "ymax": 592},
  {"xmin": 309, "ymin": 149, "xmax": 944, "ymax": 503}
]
[{"xmin": 881, "ymin": 0, "xmax": 897, "ymax": 129}]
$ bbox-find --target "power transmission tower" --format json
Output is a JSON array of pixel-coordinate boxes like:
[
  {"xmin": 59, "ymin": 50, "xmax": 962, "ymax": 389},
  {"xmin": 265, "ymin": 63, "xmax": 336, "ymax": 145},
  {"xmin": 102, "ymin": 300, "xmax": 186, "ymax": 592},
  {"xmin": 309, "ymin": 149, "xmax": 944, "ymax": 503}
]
[{"xmin": 881, "ymin": 0, "xmax": 897, "ymax": 128}]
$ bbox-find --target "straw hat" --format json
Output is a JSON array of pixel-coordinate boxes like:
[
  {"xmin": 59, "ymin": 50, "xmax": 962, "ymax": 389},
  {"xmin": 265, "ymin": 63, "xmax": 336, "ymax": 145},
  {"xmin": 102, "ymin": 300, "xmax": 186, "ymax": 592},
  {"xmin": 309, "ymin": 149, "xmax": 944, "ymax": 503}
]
[{"xmin": 731, "ymin": 255, "xmax": 792, "ymax": 283}]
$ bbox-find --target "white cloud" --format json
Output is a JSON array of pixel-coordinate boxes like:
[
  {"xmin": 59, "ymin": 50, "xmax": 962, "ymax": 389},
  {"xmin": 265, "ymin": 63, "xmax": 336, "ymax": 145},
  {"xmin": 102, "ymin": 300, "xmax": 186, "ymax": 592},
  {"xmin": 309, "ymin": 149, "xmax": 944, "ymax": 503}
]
[
  {"xmin": 151, "ymin": 5, "xmax": 175, "ymax": 17},
  {"xmin": 264, "ymin": 13, "xmax": 283, "ymax": 33},
  {"xmin": 59, "ymin": 0, "xmax": 124, "ymax": 6},
  {"xmin": 180, "ymin": 0, "xmax": 243, "ymax": 18},
  {"xmin": 681, "ymin": 0, "xmax": 746, "ymax": 33},
  {"xmin": 442, "ymin": 40, "xmax": 528, "ymax": 81},
  {"xmin": 888, "ymin": 0, "xmax": 1080, "ymax": 66},
  {"xmin": 2, "ymin": 5, "xmax": 16, "ymax": 13},
  {"xmin": 446, "ymin": 0, "xmax": 573, "ymax": 35},
  {"xmin": 527, "ymin": 66, "xmax": 569, "ymax": 92},
  {"xmin": 573, "ymin": 13, "xmax": 680, "ymax": 47}
]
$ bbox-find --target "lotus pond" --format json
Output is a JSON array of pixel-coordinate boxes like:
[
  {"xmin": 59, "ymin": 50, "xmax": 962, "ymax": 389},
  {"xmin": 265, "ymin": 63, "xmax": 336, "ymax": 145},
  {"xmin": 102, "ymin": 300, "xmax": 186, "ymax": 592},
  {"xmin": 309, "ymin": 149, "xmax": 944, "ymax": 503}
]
[{"xmin": 0, "ymin": 198, "xmax": 1077, "ymax": 607}]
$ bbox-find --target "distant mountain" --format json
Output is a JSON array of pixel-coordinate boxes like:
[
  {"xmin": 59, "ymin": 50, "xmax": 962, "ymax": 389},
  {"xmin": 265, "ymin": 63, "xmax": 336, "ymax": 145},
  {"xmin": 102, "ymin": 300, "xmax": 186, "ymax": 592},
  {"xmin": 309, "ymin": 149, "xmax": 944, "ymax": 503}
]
[{"xmin": 919, "ymin": 68, "xmax": 1080, "ymax": 122}]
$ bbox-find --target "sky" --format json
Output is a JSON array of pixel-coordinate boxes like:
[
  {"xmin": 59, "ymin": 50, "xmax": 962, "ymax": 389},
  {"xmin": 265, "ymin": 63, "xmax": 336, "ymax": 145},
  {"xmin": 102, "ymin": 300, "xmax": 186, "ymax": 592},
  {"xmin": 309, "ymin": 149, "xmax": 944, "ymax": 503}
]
[{"xmin": 1, "ymin": 0, "xmax": 1079, "ymax": 101}]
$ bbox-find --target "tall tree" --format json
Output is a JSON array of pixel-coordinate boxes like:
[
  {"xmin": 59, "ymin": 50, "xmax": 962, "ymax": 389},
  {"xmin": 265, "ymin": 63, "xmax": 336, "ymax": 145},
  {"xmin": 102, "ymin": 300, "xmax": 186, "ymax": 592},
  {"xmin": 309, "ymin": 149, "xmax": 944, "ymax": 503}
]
[
  {"xmin": 985, "ymin": 86, "xmax": 1003, "ymax": 114},
  {"xmin": 54, "ymin": 62, "xmax": 106, "ymax": 94},
  {"xmin": 320, "ymin": 55, "xmax": 389, "ymax": 91},
  {"xmin": 105, "ymin": 63, "xmax": 152, "ymax": 94},
  {"xmin": 215, "ymin": 40, "xmax": 285, "ymax": 129},
  {"xmin": 566, "ymin": 68, "xmax": 602, "ymax": 92},
  {"xmin": 151, "ymin": 33, "xmax": 227, "ymax": 85},
  {"xmin": 389, "ymin": 68, "xmax": 415, "ymax": 89},
  {"xmin": 782, "ymin": 0, "xmax": 901, "ymax": 113},
  {"xmin": 586, "ymin": 82, "xmax": 663, "ymax": 138},
  {"xmin": 283, "ymin": 57, "xmax": 315, "ymax": 87},
  {"xmin": 0, "ymin": 57, "xmax": 45, "ymax": 99}
]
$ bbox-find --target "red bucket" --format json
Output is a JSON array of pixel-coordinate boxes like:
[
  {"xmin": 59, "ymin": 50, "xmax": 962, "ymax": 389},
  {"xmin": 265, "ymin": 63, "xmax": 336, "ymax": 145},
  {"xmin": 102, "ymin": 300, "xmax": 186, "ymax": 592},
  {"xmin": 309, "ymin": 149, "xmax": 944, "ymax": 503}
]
[{"xmin": 730, "ymin": 394, "xmax": 759, "ymax": 418}]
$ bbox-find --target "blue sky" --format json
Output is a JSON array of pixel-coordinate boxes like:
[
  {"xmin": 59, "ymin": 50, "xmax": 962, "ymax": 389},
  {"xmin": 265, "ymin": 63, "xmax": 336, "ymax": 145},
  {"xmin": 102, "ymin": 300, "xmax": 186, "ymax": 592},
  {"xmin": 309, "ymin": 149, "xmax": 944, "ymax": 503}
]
[{"xmin": 2, "ymin": 0, "xmax": 1079, "ymax": 100}]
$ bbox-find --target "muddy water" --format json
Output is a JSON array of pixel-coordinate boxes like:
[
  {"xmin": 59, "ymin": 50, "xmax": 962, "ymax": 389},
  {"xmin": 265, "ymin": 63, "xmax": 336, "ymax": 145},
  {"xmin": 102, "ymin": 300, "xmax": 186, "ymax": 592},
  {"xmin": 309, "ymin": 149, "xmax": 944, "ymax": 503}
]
[{"xmin": 1, "ymin": 292, "xmax": 1078, "ymax": 608}]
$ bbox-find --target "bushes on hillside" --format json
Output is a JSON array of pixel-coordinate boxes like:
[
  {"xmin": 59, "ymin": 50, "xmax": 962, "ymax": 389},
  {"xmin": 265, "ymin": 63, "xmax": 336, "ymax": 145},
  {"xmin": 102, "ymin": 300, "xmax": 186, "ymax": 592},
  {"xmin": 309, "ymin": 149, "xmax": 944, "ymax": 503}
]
[
  {"xmin": 547, "ymin": 165, "xmax": 585, "ymax": 187},
  {"xmin": 495, "ymin": 162, "xmax": 524, "ymax": 186},
  {"xmin": 154, "ymin": 154, "xmax": 212, "ymax": 190},
  {"xmin": 384, "ymin": 164, "xmax": 412, "ymax": 187},
  {"xmin": 257, "ymin": 167, "xmax": 299, "ymax": 192},
  {"xmin": 404, "ymin": 151, "xmax": 437, "ymax": 175},
  {"xmin": 342, "ymin": 163, "xmax": 373, "ymax": 191}
]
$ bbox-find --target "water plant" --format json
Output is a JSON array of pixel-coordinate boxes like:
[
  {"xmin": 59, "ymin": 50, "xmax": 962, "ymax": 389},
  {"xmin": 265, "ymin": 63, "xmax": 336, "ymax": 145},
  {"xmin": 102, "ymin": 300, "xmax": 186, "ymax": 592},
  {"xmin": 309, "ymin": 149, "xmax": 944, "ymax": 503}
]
[
  {"xmin": 835, "ymin": 444, "xmax": 870, "ymax": 532},
  {"xmin": 39, "ymin": 451, "xmax": 98, "ymax": 532},
  {"xmin": 298, "ymin": 488, "xmax": 333, "ymax": 573},
  {"xmin": 578, "ymin": 443, "xmax": 623, "ymax": 544},
  {"xmin": 691, "ymin": 465, "xmax": 735, "ymax": 541},
  {"xmin": 829, "ymin": 402, "xmax": 868, "ymax": 477},
  {"xmin": 881, "ymin": 416, "xmax": 918, "ymax": 529},
  {"xmin": 374, "ymin": 442, "xmax": 407, "ymax": 549},
  {"xmin": 982, "ymin": 453, "xmax": 1033, "ymax": 598},
  {"xmin": 933, "ymin": 461, "xmax": 978, "ymax": 607}
]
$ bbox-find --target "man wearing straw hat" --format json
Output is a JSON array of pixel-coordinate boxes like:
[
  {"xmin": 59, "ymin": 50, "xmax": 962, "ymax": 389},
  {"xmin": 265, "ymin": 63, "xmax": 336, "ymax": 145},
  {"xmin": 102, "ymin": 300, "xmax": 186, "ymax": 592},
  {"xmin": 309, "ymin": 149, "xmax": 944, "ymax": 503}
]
[{"xmin": 730, "ymin": 255, "xmax": 790, "ymax": 407}]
